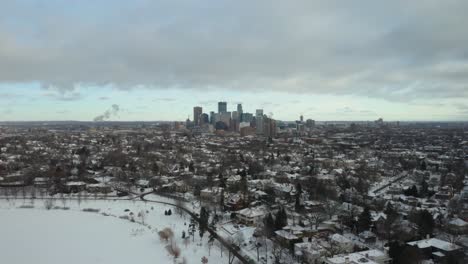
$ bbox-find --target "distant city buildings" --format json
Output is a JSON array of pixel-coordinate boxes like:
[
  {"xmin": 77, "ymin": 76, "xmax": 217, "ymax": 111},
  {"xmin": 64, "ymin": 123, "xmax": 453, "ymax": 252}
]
[
  {"xmin": 218, "ymin": 102, "xmax": 227, "ymax": 113},
  {"xmin": 306, "ymin": 119, "xmax": 315, "ymax": 128},
  {"xmin": 193, "ymin": 106, "xmax": 202, "ymax": 126},
  {"xmin": 186, "ymin": 101, "xmax": 281, "ymax": 137},
  {"xmin": 237, "ymin": 104, "xmax": 243, "ymax": 122},
  {"xmin": 256, "ymin": 109, "xmax": 264, "ymax": 135},
  {"xmin": 186, "ymin": 102, "xmax": 323, "ymax": 138},
  {"xmin": 242, "ymin": 113, "xmax": 253, "ymax": 123}
]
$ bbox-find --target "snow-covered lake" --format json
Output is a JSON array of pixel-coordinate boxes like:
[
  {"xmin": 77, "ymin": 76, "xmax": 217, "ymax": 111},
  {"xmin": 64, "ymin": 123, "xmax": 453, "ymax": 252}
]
[{"xmin": 0, "ymin": 198, "xmax": 226, "ymax": 264}]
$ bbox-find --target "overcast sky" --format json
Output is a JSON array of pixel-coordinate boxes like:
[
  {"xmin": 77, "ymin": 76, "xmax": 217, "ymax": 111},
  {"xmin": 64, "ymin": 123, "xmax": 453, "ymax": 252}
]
[{"xmin": 1, "ymin": 0, "xmax": 467, "ymax": 121}]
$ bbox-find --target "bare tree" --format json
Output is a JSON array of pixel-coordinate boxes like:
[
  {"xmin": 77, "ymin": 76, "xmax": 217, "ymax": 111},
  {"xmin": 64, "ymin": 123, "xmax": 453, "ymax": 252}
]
[
  {"xmin": 272, "ymin": 242, "xmax": 287, "ymax": 264},
  {"xmin": 138, "ymin": 210, "xmax": 146, "ymax": 224},
  {"xmin": 165, "ymin": 242, "xmax": 181, "ymax": 263},
  {"xmin": 158, "ymin": 227, "xmax": 175, "ymax": 242},
  {"xmin": 307, "ymin": 213, "xmax": 324, "ymax": 230},
  {"xmin": 44, "ymin": 199, "xmax": 54, "ymax": 210}
]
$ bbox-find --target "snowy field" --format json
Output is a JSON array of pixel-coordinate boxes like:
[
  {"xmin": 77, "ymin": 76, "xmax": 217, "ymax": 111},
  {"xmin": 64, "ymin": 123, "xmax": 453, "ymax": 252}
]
[{"xmin": 0, "ymin": 198, "xmax": 227, "ymax": 264}]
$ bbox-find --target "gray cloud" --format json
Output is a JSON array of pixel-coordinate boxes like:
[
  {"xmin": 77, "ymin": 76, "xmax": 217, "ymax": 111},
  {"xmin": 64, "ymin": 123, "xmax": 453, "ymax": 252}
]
[
  {"xmin": 0, "ymin": 1, "xmax": 467, "ymax": 102},
  {"xmin": 41, "ymin": 86, "xmax": 83, "ymax": 101}
]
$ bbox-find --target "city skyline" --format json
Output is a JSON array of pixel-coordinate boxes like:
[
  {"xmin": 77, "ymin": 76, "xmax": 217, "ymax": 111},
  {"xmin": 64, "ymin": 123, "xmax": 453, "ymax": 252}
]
[{"xmin": 1, "ymin": 1, "xmax": 468, "ymax": 121}]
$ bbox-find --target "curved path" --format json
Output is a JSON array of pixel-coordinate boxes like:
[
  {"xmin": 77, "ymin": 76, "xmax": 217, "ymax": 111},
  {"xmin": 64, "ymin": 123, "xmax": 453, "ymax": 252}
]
[{"xmin": 140, "ymin": 191, "xmax": 250, "ymax": 264}]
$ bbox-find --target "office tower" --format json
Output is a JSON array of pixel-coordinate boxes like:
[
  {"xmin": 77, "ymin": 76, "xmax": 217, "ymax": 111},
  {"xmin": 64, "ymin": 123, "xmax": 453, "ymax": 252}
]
[
  {"xmin": 237, "ymin": 104, "xmax": 243, "ymax": 122},
  {"xmin": 232, "ymin": 111, "xmax": 240, "ymax": 132},
  {"xmin": 264, "ymin": 116, "xmax": 277, "ymax": 138},
  {"xmin": 256, "ymin": 109, "xmax": 264, "ymax": 135},
  {"xmin": 242, "ymin": 113, "xmax": 253, "ymax": 123},
  {"xmin": 200, "ymin": 113, "xmax": 209, "ymax": 125},
  {"xmin": 232, "ymin": 111, "xmax": 239, "ymax": 121},
  {"xmin": 300, "ymin": 115, "xmax": 304, "ymax": 122},
  {"xmin": 306, "ymin": 119, "xmax": 315, "ymax": 128},
  {"xmin": 237, "ymin": 104, "xmax": 243, "ymax": 112},
  {"xmin": 220, "ymin": 112, "xmax": 231, "ymax": 128},
  {"xmin": 218, "ymin": 101, "xmax": 227, "ymax": 113},
  {"xmin": 193, "ymin": 106, "xmax": 202, "ymax": 126},
  {"xmin": 210, "ymin": 111, "xmax": 215, "ymax": 124}
]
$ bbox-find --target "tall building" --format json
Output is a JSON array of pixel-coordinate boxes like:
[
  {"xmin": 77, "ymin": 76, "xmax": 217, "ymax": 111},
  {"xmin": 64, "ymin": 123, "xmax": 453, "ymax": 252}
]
[
  {"xmin": 306, "ymin": 119, "xmax": 315, "ymax": 128},
  {"xmin": 193, "ymin": 106, "xmax": 202, "ymax": 126},
  {"xmin": 264, "ymin": 116, "xmax": 277, "ymax": 138},
  {"xmin": 237, "ymin": 104, "xmax": 243, "ymax": 122},
  {"xmin": 256, "ymin": 109, "xmax": 264, "ymax": 135},
  {"xmin": 242, "ymin": 113, "xmax": 253, "ymax": 123},
  {"xmin": 220, "ymin": 112, "xmax": 231, "ymax": 128},
  {"xmin": 209, "ymin": 111, "xmax": 215, "ymax": 124},
  {"xmin": 231, "ymin": 111, "xmax": 240, "ymax": 132},
  {"xmin": 218, "ymin": 102, "xmax": 227, "ymax": 113},
  {"xmin": 200, "ymin": 113, "xmax": 209, "ymax": 125}
]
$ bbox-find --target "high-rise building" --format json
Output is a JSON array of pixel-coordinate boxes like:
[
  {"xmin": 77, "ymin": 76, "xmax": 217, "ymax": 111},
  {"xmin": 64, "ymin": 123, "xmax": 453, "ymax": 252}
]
[
  {"xmin": 256, "ymin": 109, "xmax": 264, "ymax": 135},
  {"xmin": 300, "ymin": 115, "xmax": 304, "ymax": 122},
  {"xmin": 232, "ymin": 111, "xmax": 239, "ymax": 121},
  {"xmin": 220, "ymin": 112, "xmax": 231, "ymax": 128},
  {"xmin": 306, "ymin": 119, "xmax": 315, "ymax": 128},
  {"xmin": 231, "ymin": 111, "xmax": 240, "ymax": 132},
  {"xmin": 242, "ymin": 113, "xmax": 253, "ymax": 123},
  {"xmin": 209, "ymin": 111, "xmax": 215, "ymax": 124},
  {"xmin": 263, "ymin": 116, "xmax": 277, "ymax": 138},
  {"xmin": 200, "ymin": 113, "xmax": 209, "ymax": 125},
  {"xmin": 193, "ymin": 106, "xmax": 202, "ymax": 126},
  {"xmin": 237, "ymin": 104, "xmax": 243, "ymax": 122},
  {"xmin": 218, "ymin": 102, "xmax": 227, "ymax": 113}
]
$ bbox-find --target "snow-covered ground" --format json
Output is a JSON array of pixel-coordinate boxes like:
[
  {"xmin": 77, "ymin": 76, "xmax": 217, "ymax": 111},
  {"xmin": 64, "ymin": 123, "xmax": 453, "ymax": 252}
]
[{"xmin": 0, "ymin": 198, "xmax": 227, "ymax": 264}]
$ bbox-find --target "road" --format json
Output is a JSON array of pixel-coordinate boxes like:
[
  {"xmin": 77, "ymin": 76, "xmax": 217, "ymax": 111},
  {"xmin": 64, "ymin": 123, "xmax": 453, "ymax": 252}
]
[{"xmin": 371, "ymin": 172, "xmax": 409, "ymax": 196}]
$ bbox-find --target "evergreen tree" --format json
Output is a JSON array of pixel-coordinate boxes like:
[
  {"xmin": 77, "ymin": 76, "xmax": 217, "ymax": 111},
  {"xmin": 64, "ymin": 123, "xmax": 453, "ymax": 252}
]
[
  {"xmin": 421, "ymin": 160, "xmax": 427, "ymax": 171},
  {"xmin": 416, "ymin": 210, "xmax": 434, "ymax": 237},
  {"xmin": 274, "ymin": 208, "xmax": 288, "ymax": 230},
  {"xmin": 388, "ymin": 241, "xmax": 402, "ymax": 263},
  {"xmin": 404, "ymin": 185, "xmax": 418, "ymax": 197},
  {"xmin": 152, "ymin": 162, "xmax": 159, "ymax": 174},
  {"xmin": 240, "ymin": 169, "xmax": 248, "ymax": 205},
  {"xmin": 384, "ymin": 202, "xmax": 397, "ymax": 219},
  {"xmin": 189, "ymin": 161, "xmax": 195, "ymax": 172},
  {"xmin": 296, "ymin": 182, "xmax": 303, "ymax": 195},
  {"xmin": 383, "ymin": 203, "xmax": 398, "ymax": 239},
  {"xmin": 295, "ymin": 195, "xmax": 302, "ymax": 212},
  {"xmin": 295, "ymin": 182, "xmax": 303, "ymax": 212},
  {"xmin": 420, "ymin": 179, "xmax": 429, "ymax": 197},
  {"xmin": 199, "ymin": 207, "xmax": 210, "ymax": 236},
  {"xmin": 263, "ymin": 213, "xmax": 275, "ymax": 237},
  {"xmin": 358, "ymin": 207, "xmax": 372, "ymax": 232},
  {"xmin": 194, "ymin": 185, "xmax": 201, "ymax": 196},
  {"xmin": 207, "ymin": 173, "xmax": 213, "ymax": 189}
]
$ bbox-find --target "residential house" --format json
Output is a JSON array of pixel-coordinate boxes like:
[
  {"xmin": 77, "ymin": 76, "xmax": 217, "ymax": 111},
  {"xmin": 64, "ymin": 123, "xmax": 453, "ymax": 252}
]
[
  {"xmin": 407, "ymin": 238, "xmax": 464, "ymax": 263},
  {"xmin": 323, "ymin": 249, "xmax": 391, "ymax": 264},
  {"xmin": 236, "ymin": 206, "xmax": 267, "ymax": 226}
]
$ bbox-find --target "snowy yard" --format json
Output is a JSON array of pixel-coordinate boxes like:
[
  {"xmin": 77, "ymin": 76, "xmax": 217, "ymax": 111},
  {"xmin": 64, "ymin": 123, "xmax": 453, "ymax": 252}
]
[{"xmin": 0, "ymin": 198, "xmax": 227, "ymax": 264}]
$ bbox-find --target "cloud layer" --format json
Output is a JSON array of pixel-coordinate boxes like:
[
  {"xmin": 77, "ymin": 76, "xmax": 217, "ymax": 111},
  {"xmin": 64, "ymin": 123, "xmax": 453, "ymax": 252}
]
[{"xmin": 0, "ymin": 1, "xmax": 467, "ymax": 102}]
